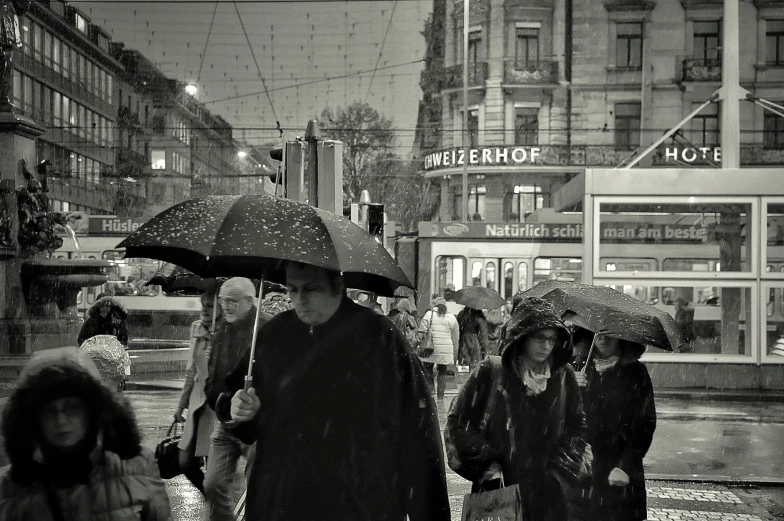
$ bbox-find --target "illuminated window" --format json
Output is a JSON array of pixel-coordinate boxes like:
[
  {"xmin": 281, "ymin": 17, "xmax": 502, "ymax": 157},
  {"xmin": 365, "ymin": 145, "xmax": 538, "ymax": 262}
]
[{"xmin": 151, "ymin": 150, "xmax": 166, "ymax": 170}]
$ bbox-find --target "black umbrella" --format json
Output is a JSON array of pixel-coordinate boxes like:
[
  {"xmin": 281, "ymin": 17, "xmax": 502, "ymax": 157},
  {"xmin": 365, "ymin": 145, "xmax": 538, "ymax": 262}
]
[
  {"xmin": 118, "ymin": 194, "xmax": 413, "ymax": 390},
  {"xmin": 515, "ymin": 280, "xmax": 685, "ymax": 352},
  {"xmin": 453, "ymin": 286, "xmax": 506, "ymax": 310},
  {"xmin": 147, "ymin": 262, "xmax": 216, "ymax": 294},
  {"xmin": 117, "ymin": 194, "xmax": 412, "ymax": 297}
]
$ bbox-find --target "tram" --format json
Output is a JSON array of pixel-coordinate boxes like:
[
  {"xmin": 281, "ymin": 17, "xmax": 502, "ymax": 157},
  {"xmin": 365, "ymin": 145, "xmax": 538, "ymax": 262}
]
[
  {"xmin": 395, "ymin": 211, "xmax": 784, "ymax": 352},
  {"xmin": 56, "ymin": 214, "xmax": 200, "ymax": 349}
]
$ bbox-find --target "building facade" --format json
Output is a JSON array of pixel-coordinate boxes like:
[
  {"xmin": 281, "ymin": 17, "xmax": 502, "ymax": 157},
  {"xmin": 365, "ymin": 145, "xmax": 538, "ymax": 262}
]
[{"xmin": 423, "ymin": 0, "xmax": 784, "ymax": 221}]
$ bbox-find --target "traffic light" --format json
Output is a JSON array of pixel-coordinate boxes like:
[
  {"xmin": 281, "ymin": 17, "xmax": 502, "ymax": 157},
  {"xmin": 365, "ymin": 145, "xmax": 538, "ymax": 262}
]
[
  {"xmin": 269, "ymin": 148, "xmax": 283, "ymax": 161},
  {"xmin": 366, "ymin": 203, "xmax": 384, "ymax": 245}
]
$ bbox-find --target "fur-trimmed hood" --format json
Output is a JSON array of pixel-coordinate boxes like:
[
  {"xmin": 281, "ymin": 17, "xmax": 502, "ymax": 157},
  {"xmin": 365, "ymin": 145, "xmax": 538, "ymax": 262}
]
[
  {"xmin": 88, "ymin": 296, "xmax": 128, "ymax": 319},
  {"xmin": 499, "ymin": 297, "xmax": 572, "ymax": 372},
  {"xmin": 2, "ymin": 347, "xmax": 142, "ymax": 485}
]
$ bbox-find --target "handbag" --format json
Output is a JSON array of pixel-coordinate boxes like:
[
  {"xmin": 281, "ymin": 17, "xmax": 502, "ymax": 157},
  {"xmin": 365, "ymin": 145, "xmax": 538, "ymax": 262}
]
[
  {"xmin": 155, "ymin": 420, "xmax": 183, "ymax": 479},
  {"xmin": 414, "ymin": 311, "xmax": 435, "ymax": 358},
  {"xmin": 460, "ymin": 475, "xmax": 523, "ymax": 521}
]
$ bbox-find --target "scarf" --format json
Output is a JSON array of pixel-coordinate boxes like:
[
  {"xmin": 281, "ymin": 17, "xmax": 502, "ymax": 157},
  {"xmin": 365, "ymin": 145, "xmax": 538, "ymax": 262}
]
[
  {"xmin": 594, "ymin": 356, "xmax": 620, "ymax": 374},
  {"xmin": 514, "ymin": 357, "xmax": 551, "ymax": 396}
]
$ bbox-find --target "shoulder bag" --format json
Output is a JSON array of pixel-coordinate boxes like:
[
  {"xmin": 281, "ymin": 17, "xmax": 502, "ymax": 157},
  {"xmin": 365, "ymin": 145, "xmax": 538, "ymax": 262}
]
[{"xmin": 414, "ymin": 312, "xmax": 435, "ymax": 358}]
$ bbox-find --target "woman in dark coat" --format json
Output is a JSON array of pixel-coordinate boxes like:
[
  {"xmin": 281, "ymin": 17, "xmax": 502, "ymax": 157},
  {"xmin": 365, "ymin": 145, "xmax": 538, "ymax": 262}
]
[
  {"xmin": 77, "ymin": 296, "xmax": 129, "ymax": 346},
  {"xmin": 445, "ymin": 297, "xmax": 588, "ymax": 521},
  {"xmin": 572, "ymin": 330, "xmax": 657, "ymax": 521},
  {"xmin": 456, "ymin": 307, "xmax": 489, "ymax": 371}
]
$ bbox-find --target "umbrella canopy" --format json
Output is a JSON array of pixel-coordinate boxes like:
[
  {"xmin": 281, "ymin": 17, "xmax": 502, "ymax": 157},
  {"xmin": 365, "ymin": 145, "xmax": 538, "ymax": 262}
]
[
  {"xmin": 117, "ymin": 194, "xmax": 412, "ymax": 297},
  {"xmin": 147, "ymin": 262, "xmax": 216, "ymax": 294},
  {"xmin": 515, "ymin": 280, "xmax": 685, "ymax": 351},
  {"xmin": 453, "ymin": 286, "xmax": 506, "ymax": 310}
]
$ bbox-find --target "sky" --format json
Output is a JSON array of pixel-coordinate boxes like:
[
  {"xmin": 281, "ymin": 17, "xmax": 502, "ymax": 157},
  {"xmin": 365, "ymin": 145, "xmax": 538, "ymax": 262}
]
[{"xmin": 72, "ymin": 0, "xmax": 432, "ymax": 151}]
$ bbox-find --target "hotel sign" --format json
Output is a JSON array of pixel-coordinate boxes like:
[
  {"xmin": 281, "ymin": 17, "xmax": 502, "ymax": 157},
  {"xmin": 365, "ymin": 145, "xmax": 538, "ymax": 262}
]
[
  {"xmin": 423, "ymin": 146, "xmax": 542, "ymax": 171},
  {"xmin": 663, "ymin": 146, "xmax": 721, "ymax": 163}
]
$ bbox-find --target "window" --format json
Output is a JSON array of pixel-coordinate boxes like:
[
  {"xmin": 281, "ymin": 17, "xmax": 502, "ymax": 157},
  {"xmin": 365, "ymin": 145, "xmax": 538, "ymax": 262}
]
[
  {"xmin": 518, "ymin": 262, "xmax": 528, "ymax": 292},
  {"xmin": 614, "ymin": 102, "xmax": 641, "ymax": 150},
  {"xmin": 435, "ymin": 256, "xmax": 465, "ymax": 296},
  {"xmin": 75, "ymin": 13, "xmax": 88, "ymax": 34},
  {"xmin": 102, "ymin": 251, "xmax": 160, "ymax": 297},
  {"xmin": 515, "ymin": 107, "xmax": 538, "ymax": 145},
  {"xmin": 79, "ymin": 55, "xmax": 87, "ymax": 90},
  {"xmin": 21, "ymin": 18, "xmax": 30, "ymax": 56},
  {"xmin": 23, "ymin": 75, "xmax": 32, "ymax": 115},
  {"xmin": 33, "ymin": 24, "xmax": 42, "ymax": 63},
  {"xmin": 694, "ymin": 21, "xmax": 720, "ymax": 64},
  {"xmin": 107, "ymin": 75, "xmax": 113, "ymax": 104},
  {"xmin": 767, "ymin": 20, "xmax": 784, "ymax": 66},
  {"xmin": 62, "ymin": 44, "xmax": 70, "ymax": 79},
  {"xmin": 764, "ymin": 110, "xmax": 784, "ymax": 149},
  {"xmin": 71, "ymin": 50, "xmax": 78, "ymax": 81},
  {"xmin": 506, "ymin": 185, "xmax": 544, "ymax": 221},
  {"xmin": 52, "ymin": 37, "xmax": 61, "ymax": 74},
  {"xmin": 12, "ymin": 70, "xmax": 20, "ymax": 108},
  {"xmin": 452, "ymin": 184, "xmax": 486, "ymax": 221},
  {"xmin": 151, "ymin": 150, "xmax": 166, "ymax": 170},
  {"xmin": 78, "ymin": 105, "xmax": 86, "ymax": 139},
  {"xmin": 534, "ymin": 257, "xmax": 583, "ymax": 284},
  {"xmin": 616, "ymin": 22, "xmax": 643, "ymax": 68},
  {"xmin": 515, "ymin": 27, "xmax": 539, "ymax": 67},
  {"xmin": 691, "ymin": 101, "xmax": 719, "ymax": 146},
  {"xmin": 44, "ymin": 31, "xmax": 52, "ymax": 68},
  {"xmin": 468, "ymin": 30, "xmax": 481, "ymax": 65},
  {"xmin": 32, "ymin": 81, "xmax": 40, "ymax": 119},
  {"xmin": 53, "ymin": 91, "xmax": 61, "ymax": 125},
  {"xmin": 465, "ymin": 108, "xmax": 479, "ymax": 147}
]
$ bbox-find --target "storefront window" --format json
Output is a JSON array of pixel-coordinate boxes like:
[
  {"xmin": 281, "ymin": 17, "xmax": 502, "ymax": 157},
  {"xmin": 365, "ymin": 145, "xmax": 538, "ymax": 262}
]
[
  {"xmin": 597, "ymin": 201, "xmax": 753, "ymax": 274},
  {"xmin": 436, "ymin": 256, "xmax": 465, "ymax": 296},
  {"xmin": 767, "ymin": 284, "xmax": 784, "ymax": 357},
  {"xmin": 534, "ymin": 257, "xmax": 582, "ymax": 284}
]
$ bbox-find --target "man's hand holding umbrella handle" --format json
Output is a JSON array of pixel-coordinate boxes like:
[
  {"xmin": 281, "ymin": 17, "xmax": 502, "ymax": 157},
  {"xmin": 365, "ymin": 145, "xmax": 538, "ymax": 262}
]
[
  {"xmin": 574, "ymin": 371, "xmax": 588, "ymax": 388},
  {"xmin": 230, "ymin": 388, "xmax": 261, "ymax": 423}
]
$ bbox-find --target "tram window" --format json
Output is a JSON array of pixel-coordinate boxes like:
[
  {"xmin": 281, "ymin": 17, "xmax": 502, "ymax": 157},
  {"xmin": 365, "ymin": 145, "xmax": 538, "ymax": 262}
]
[
  {"xmin": 486, "ymin": 262, "xmax": 496, "ymax": 290},
  {"xmin": 663, "ymin": 258, "xmax": 721, "ymax": 272},
  {"xmin": 471, "ymin": 261, "xmax": 482, "ymax": 286},
  {"xmin": 600, "ymin": 258, "xmax": 657, "ymax": 272},
  {"xmin": 534, "ymin": 257, "xmax": 582, "ymax": 284},
  {"xmin": 102, "ymin": 250, "xmax": 159, "ymax": 297},
  {"xmin": 435, "ymin": 256, "xmax": 465, "ymax": 295},
  {"xmin": 518, "ymin": 262, "xmax": 528, "ymax": 292},
  {"xmin": 768, "ymin": 288, "xmax": 776, "ymax": 317},
  {"xmin": 504, "ymin": 262, "xmax": 514, "ymax": 298}
]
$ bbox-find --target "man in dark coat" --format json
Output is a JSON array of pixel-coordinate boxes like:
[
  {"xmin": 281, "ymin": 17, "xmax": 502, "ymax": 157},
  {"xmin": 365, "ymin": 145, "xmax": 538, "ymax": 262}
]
[
  {"xmin": 203, "ymin": 277, "xmax": 271, "ymax": 521},
  {"xmin": 445, "ymin": 297, "xmax": 589, "ymax": 521},
  {"xmin": 216, "ymin": 262, "xmax": 450, "ymax": 521},
  {"xmin": 77, "ymin": 296, "xmax": 129, "ymax": 346}
]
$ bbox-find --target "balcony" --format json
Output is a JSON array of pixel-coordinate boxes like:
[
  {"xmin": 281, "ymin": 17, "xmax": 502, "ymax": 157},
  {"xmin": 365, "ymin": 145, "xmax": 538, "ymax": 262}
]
[
  {"xmin": 118, "ymin": 106, "xmax": 141, "ymax": 128},
  {"xmin": 444, "ymin": 62, "xmax": 488, "ymax": 90},
  {"xmin": 504, "ymin": 60, "xmax": 559, "ymax": 86},
  {"xmin": 682, "ymin": 58, "xmax": 722, "ymax": 82}
]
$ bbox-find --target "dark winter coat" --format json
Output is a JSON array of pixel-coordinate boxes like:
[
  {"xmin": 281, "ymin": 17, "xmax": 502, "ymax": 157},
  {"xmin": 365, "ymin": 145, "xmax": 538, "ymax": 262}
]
[
  {"xmin": 456, "ymin": 308, "xmax": 489, "ymax": 363},
  {"xmin": 204, "ymin": 305, "xmax": 271, "ymax": 410},
  {"xmin": 574, "ymin": 351, "xmax": 656, "ymax": 521},
  {"xmin": 445, "ymin": 297, "xmax": 588, "ymax": 521},
  {"xmin": 215, "ymin": 297, "xmax": 451, "ymax": 521},
  {"xmin": 0, "ymin": 347, "xmax": 170, "ymax": 521},
  {"xmin": 77, "ymin": 297, "xmax": 129, "ymax": 346}
]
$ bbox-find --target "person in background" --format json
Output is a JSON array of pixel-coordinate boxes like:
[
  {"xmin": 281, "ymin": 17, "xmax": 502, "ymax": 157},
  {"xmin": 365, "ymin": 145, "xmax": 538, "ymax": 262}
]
[
  {"xmin": 388, "ymin": 297, "xmax": 418, "ymax": 346},
  {"xmin": 77, "ymin": 295, "xmax": 128, "ymax": 347},
  {"xmin": 417, "ymin": 296, "xmax": 459, "ymax": 401},
  {"xmin": 173, "ymin": 288, "xmax": 221, "ymax": 496},
  {"xmin": 572, "ymin": 331, "xmax": 657, "ymax": 521},
  {"xmin": 0, "ymin": 347, "xmax": 170, "ymax": 521},
  {"xmin": 79, "ymin": 335, "xmax": 128, "ymax": 392},
  {"xmin": 203, "ymin": 277, "xmax": 271, "ymax": 521},
  {"xmin": 456, "ymin": 306, "xmax": 489, "ymax": 372},
  {"xmin": 445, "ymin": 297, "xmax": 588, "ymax": 521}
]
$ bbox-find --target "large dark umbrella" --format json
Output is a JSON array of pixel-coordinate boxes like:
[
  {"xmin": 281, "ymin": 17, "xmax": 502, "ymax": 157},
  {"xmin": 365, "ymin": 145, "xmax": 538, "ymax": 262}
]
[
  {"xmin": 147, "ymin": 262, "xmax": 216, "ymax": 294},
  {"xmin": 453, "ymin": 286, "xmax": 506, "ymax": 310},
  {"xmin": 515, "ymin": 280, "xmax": 685, "ymax": 352},
  {"xmin": 117, "ymin": 194, "xmax": 412, "ymax": 297},
  {"xmin": 118, "ymin": 194, "xmax": 413, "ymax": 390}
]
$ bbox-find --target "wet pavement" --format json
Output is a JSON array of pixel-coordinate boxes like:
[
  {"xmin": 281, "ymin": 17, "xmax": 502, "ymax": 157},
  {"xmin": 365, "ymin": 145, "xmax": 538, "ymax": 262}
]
[{"xmin": 1, "ymin": 388, "xmax": 784, "ymax": 520}]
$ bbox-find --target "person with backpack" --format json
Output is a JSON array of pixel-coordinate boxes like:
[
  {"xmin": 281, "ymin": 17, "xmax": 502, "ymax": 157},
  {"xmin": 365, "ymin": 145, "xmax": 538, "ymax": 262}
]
[{"xmin": 444, "ymin": 297, "xmax": 589, "ymax": 521}]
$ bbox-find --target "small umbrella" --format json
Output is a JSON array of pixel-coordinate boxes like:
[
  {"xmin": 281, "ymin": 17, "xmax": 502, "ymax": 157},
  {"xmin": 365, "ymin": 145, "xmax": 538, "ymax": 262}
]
[
  {"xmin": 118, "ymin": 194, "xmax": 413, "ymax": 390},
  {"xmin": 515, "ymin": 280, "xmax": 685, "ymax": 353},
  {"xmin": 117, "ymin": 194, "xmax": 411, "ymax": 297},
  {"xmin": 453, "ymin": 286, "xmax": 506, "ymax": 310}
]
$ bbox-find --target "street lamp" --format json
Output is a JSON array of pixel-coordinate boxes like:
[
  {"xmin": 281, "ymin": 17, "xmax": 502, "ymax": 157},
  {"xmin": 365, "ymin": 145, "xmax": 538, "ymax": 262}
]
[
  {"xmin": 184, "ymin": 83, "xmax": 198, "ymax": 96},
  {"xmin": 237, "ymin": 150, "xmax": 247, "ymax": 159}
]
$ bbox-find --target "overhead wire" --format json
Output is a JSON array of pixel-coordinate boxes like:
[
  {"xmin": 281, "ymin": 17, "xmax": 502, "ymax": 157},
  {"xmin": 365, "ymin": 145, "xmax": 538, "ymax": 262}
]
[
  {"xmin": 196, "ymin": 0, "xmax": 220, "ymax": 83},
  {"xmin": 364, "ymin": 0, "xmax": 397, "ymax": 104}
]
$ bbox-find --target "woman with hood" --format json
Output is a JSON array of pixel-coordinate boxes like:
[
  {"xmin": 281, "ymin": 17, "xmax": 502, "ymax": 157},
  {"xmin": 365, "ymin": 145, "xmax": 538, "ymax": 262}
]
[
  {"xmin": 77, "ymin": 295, "xmax": 129, "ymax": 347},
  {"xmin": 387, "ymin": 297, "xmax": 418, "ymax": 346},
  {"xmin": 572, "ymin": 329, "xmax": 657, "ymax": 521},
  {"xmin": 444, "ymin": 297, "xmax": 588, "ymax": 521},
  {"xmin": 0, "ymin": 347, "xmax": 170, "ymax": 521}
]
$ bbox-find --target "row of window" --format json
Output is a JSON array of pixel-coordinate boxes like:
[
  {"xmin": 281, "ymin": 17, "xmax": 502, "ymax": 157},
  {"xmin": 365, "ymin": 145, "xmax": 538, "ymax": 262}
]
[
  {"xmin": 450, "ymin": 184, "xmax": 544, "ymax": 221},
  {"xmin": 14, "ymin": 72, "xmax": 115, "ymax": 148},
  {"xmin": 461, "ymin": 20, "xmax": 784, "ymax": 70},
  {"xmin": 21, "ymin": 17, "xmax": 114, "ymax": 104},
  {"xmin": 36, "ymin": 141, "xmax": 105, "ymax": 185}
]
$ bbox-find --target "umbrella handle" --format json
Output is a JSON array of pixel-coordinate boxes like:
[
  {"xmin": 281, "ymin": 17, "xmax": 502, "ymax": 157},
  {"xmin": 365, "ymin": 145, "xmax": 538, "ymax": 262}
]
[
  {"xmin": 580, "ymin": 335, "xmax": 598, "ymax": 374},
  {"xmin": 245, "ymin": 275, "xmax": 266, "ymax": 387}
]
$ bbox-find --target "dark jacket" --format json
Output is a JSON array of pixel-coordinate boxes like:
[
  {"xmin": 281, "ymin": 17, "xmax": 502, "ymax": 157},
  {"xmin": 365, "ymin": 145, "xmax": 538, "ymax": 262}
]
[
  {"xmin": 456, "ymin": 308, "xmax": 489, "ymax": 362},
  {"xmin": 215, "ymin": 297, "xmax": 450, "ymax": 521},
  {"xmin": 77, "ymin": 296, "xmax": 129, "ymax": 346},
  {"xmin": 0, "ymin": 347, "xmax": 170, "ymax": 521},
  {"xmin": 205, "ymin": 305, "xmax": 270, "ymax": 410},
  {"xmin": 576, "ymin": 350, "xmax": 656, "ymax": 521},
  {"xmin": 445, "ymin": 297, "xmax": 588, "ymax": 521}
]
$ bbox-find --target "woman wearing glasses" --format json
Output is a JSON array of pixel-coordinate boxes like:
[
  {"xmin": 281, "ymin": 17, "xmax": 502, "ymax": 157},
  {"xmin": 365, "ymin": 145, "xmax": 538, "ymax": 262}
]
[{"xmin": 445, "ymin": 297, "xmax": 589, "ymax": 521}]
